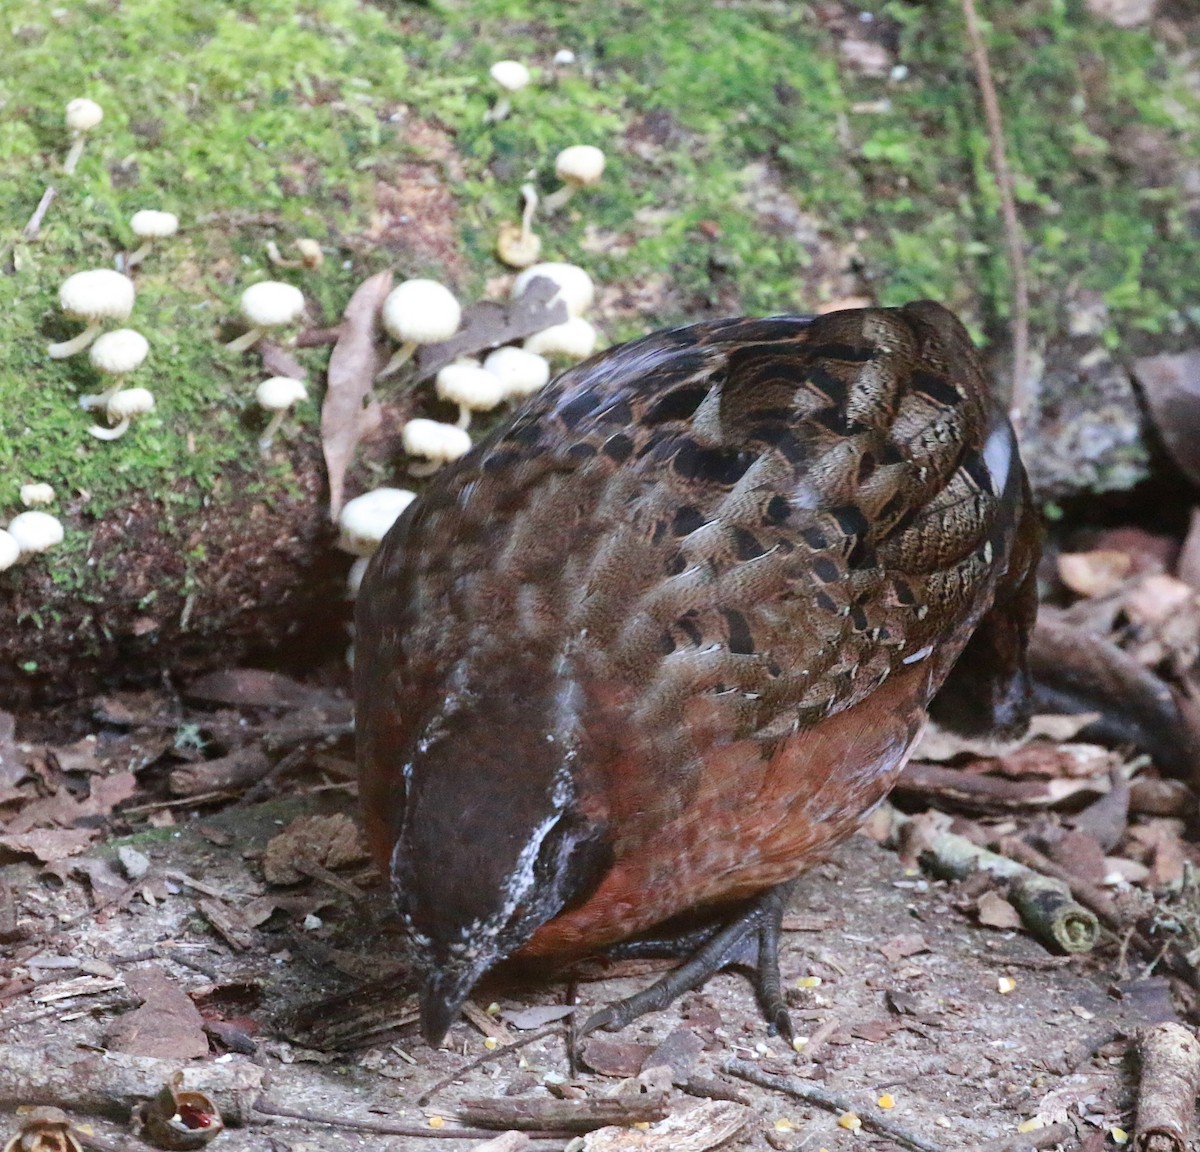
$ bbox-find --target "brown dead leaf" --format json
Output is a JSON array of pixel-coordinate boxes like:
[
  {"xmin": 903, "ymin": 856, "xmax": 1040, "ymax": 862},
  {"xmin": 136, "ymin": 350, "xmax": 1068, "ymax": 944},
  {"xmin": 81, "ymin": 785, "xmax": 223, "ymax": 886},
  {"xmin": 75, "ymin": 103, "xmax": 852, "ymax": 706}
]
[
  {"xmin": 581, "ymin": 1038, "xmax": 655, "ymax": 1078},
  {"xmin": 415, "ymin": 276, "xmax": 569, "ymax": 381},
  {"xmin": 0, "ymin": 828, "xmax": 99, "ymax": 863},
  {"xmin": 1057, "ymin": 550, "xmax": 1132, "ymax": 598},
  {"xmin": 322, "ymin": 269, "xmax": 393, "ymax": 518},
  {"xmin": 879, "ymin": 933, "xmax": 929, "ymax": 964},
  {"xmin": 977, "ymin": 890, "xmax": 1022, "ymax": 929},
  {"xmin": 262, "ymin": 813, "xmax": 367, "ymax": 885},
  {"xmin": 184, "ymin": 668, "xmax": 340, "ymax": 710},
  {"xmin": 105, "ymin": 965, "xmax": 209, "ymax": 1060},
  {"xmin": 1132, "ymin": 348, "xmax": 1200, "ymax": 485},
  {"xmin": 1047, "ymin": 829, "xmax": 1109, "ymax": 884},
  {"xmin": 257, "ymin": 339, "xmax": 308, "ymax": 382}
]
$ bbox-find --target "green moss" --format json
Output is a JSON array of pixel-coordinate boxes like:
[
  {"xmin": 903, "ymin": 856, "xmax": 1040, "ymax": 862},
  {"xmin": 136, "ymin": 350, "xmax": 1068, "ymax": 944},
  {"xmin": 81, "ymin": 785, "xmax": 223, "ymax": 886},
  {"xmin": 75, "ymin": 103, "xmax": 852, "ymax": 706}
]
[{"xmin": 1, "ymin": 0, "xmax": 1197, "ymax": 579}]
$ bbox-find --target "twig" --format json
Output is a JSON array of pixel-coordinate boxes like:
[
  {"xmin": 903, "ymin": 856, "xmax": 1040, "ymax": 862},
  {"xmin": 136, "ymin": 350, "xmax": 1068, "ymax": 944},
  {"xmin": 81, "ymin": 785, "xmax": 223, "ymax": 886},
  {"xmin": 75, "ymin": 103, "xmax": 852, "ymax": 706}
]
[
  {"xmin": 1134, "ymin": 1023, "xmax": 1200, "ymax": 1152},
  {"xmin": 452, "ymin": 1091, "xmax": 669, "ymax": 1133},
  {"xmin": 417, "ymin": 1026, "xmax": 562, "ymax": 1104},
  {"xmin": 978, "ymin": 1121, "xmax": 1078, "ymax": 1152},
  {"xmin": 252, "ymin": 1096, "xmax": 571, "ymax": 1141},
  {"xmin": 723, "ymin": 1059, "xmax": 948, "ymax": 1152},
  {"xmin": 960, "ymin": 0, "xmax": 1031, "ymax": 433},
  {"xmin": 23, "ymin": 186, "xmax": 57, "ymax": 240}
]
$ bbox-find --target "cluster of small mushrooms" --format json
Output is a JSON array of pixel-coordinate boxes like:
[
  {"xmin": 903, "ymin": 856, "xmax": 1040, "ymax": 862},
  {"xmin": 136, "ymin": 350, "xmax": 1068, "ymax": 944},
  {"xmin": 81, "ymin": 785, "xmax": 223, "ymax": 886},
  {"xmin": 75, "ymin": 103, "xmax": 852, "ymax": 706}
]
[{"xmin": 24, "ymin": 54, "xmax": 605, "ymax": 587}]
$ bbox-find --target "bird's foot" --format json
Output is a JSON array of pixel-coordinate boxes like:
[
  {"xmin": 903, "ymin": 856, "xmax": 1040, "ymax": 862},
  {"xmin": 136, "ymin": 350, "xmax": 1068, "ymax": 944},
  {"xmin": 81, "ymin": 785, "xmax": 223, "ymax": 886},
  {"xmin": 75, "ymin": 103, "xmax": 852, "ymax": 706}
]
[{"xmin": 578, "ymin": 880, "xmax": 798, "ymax": 1042}]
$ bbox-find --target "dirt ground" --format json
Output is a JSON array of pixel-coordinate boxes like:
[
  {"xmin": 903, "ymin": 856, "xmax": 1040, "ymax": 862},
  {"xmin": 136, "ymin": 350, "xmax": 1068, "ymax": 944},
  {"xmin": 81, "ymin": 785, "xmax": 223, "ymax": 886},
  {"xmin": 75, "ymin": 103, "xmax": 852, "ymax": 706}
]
[{"xmin": 0, "ymin": 707, "xmax": 1171, "ymax": 1151}]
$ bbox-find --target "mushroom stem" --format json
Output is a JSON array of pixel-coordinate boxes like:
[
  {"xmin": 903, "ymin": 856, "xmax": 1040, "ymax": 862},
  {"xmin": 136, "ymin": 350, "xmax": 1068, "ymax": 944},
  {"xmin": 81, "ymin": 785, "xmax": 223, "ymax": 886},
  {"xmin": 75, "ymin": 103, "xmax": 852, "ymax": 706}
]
[
  {"xmin": 409, "ymin": 459, "xmax": 443, "ymax": 478},
  {"xmin": 519, "ymin": 182, "xmax": 539, "ymax": 243},
  {"xmin": 224, "ymin": 326, "xmax": 265, "ymax": 353},
  {"xmin": 125, "ymin": 241, "xmax": 153, "ymax": 268},
  {"xmin": 486, "ymin": 96, "xmax": 512, "ymax": 123},
  {"xmin": 48, "ymin": 321, "xmax": 102, "ymax": 359},
  {"xmin": 454, "ymin": 405, "xmax": 473, "ymax": 430},
  {"xmin": 377, "ymin": 341, "xmax": 418, "ymax": 381},
  {"xmin": 79, "ymin": 382, "xmax": 124, "ymax": 411},
  {"xmin": 63, "ymin": 134, "xmax": 87, "ymax": 175},
  {"xmin": 87, "ymin": 417, "xmax": 131, "ymax": 441},
  {"xmin": 258, "ymin": 409, "xmax": 288, "ymax": 453},
  {"xmin": 542, "ymin": 184, "xmax": 576, "ymax": 213}
]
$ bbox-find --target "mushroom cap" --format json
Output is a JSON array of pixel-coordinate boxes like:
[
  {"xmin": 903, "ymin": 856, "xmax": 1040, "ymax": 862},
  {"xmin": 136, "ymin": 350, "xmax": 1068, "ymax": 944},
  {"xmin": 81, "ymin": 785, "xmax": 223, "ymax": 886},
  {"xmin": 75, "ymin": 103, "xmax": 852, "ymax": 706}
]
[
  {"xmin": 435, "ymin": 362, "xmax": 505, "ymax": 412},
  {"xmin": 490, "ymin": 60, "xmax": 531, "ymax": 92},
  {"xmin": 239, "ymin": 280, "xmax": 305, "ymax": 328},
  {"xmin": 512, "ymin": 262, "xmax": 594, "ymax": 318},
  {"xmin": 59, "ymin": 269, "xmax": 135, "ymax": 323},
  {"xmin": 8, "ymin": 511, "xmax": 64, "ymax": 556},
  {"xmin": 0, "ymin": 530, "xmax": 18, "ymax": 571},
  {"xmin": 382, "ymin": 279, "xmax": 462, "ymax": 345},
  {"xmin": 89, "ymin": 329, "xmax": 149, "ymax": 375},
  {"xmin": 65, "ymin": 98, "xmax": 103, "ymax": 132},
  {"xmin": 483, "ymin": 346, "xmax": 551, "ymax": 399},
  {"xmin": 522, "ymin": 316, "xmax": 598, "ymax": 361},
  {"xmin": 401, "ymin": 418, "xmax": 473, "ymax": 464},
  {"xmin": 554, "ymin": 48, "xmax": 577, "ymax": 65},
  {"xmin": 256, "ymin": 376, "xmax": 308, "ymax": 412},
  {"xmin": 130, "ymin": 209, "xmax": 179, "ymax": 239},
  {"xmin": 19, "ymin": 483, "xmax": 55, "ymax": 508},
  {"xmin": 107, "ymin": 387, "xmax": 155, "ymax": 419},
  {"xmin": 555, "ymin": 144, "xmax": 606, "ymax": 187},
  {"xmin": 337, "ymin": 487, "xmax": 417, "ymax": 556}
]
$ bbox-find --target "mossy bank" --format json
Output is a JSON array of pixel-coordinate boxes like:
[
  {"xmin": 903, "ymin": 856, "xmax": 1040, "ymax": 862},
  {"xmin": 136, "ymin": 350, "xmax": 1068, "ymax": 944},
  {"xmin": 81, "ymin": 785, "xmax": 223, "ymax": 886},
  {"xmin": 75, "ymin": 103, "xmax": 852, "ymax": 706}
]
[{"xmin": 1, "ymin": 0, "xmax": 1197, "ymax": 699}]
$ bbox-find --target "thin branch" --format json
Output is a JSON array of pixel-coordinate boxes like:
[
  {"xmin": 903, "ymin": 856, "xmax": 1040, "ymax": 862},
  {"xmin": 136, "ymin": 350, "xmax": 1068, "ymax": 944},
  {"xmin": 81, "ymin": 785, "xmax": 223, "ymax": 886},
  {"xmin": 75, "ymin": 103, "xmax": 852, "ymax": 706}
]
[
  {"xmin": 23, "ymin": 186, "xmax": 57, "ymax": 240},
  {"xmin": 723, "ymin": 1059, "xmax": 948, "ymax": 1152},
  {"xmin": 960, "ymin": 0, "xmax": 1031, "ymax": 434},
  {"xmin": 418, "ymin": 1025, "xmax": 562, "ymax": 1105}
]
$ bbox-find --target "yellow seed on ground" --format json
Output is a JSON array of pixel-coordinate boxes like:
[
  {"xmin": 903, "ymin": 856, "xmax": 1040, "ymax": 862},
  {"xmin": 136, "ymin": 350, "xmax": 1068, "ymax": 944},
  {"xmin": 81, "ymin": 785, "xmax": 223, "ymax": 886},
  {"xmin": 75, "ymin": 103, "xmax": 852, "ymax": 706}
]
[
  {"xmin": 1111, "ymin": 1128, "xmax": 1129, "ymax": 1144},
  {"xmin": 792, "ymin": 1035, "xmax": 810, "ymax": 1052},
  {"xmin": 483, "ymin": 1037, "xmax": 499, "ymax": 1050},
  {"xmin": 997, "ymin": 976, "xmax": 1017, "ymax": 994},
  {"xmin": 837, "ymin": 1112, "xmax": 862, "ymax": 1131},
  {"xmin": 877, "ymin": 1094, "xmax": 895, "ymax": 1109},
  {"xmin": 1017, "ymin": 1118, "xmax": 1043, "ymax": 1134},
  {"xmin": 429, "ymin": 1117, "xmax": 445, "ymax": 1129},
  {"xmin": 485, "ymin": 1002, "xmax": 501, "ymax": 1015},
  {"xmin": 634, "ymin": 1122, "xmax": 651, "ymax": 1130},
  {"xmin": 774, "ymin": 1118, "xmax": 795, "ymax": 1132},
  {"xmin": 796, "ymin": 976, "xmax": 822, "ymax": 988}
]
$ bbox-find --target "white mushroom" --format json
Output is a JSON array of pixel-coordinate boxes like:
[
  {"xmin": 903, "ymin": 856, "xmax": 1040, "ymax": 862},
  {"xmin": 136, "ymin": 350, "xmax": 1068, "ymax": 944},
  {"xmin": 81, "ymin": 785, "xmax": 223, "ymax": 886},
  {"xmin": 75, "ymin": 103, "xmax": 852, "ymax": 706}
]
[
  {"xmin": 337, "ymin": 487, "xmax": 417, "ymax": 557},
  {"xmin": 496, "ymin": 183, "xmax": 543, "ymax": 269},
  {"xmin": 79, "ymin": 328, "xmax": 149, "ymax": 411},
  {"xmin": 436, "ymin": 361, "xmax": 505, "ymax": 428},
  {"xmin": 265, "ymin": 238, "xmax": 325, "ymax": 270},
  {"xmin": 544, "ymin": 145, "xmax": 606, "ymax": 212},
  {"xmin": 512, "ymin": 262, "xmax": 594, "ymax": 318},
  {"xmin": 378, "ymin": 279, "xmax": 462, "ymax": 379},
  {"xmin": 47, "ymin": 269, "xmax": 136, "ymax": 359},
  {"xmin": 255, "ymin": 376, "xmax": 308, "ymax": 452},
  {"xmin": 8, "ymin": 511, "xmax": 64, "ymax": 558},
  {"xmin": 487, "ymin": 60, "xmax": 531, "ymax": 122},
  {"xmin": 126, "ymin": 210, "xmax": 179, "ymax": 267},
  {"xmin": 523, "ymin": 316, "xmax": 598, "ymax": 362},
  {"xmin": 401, "ymin": 418, "xmax": 472, "ymax": 477},
  {"xmin": 483, "ymin": 346, "xmax": 551, "ymax": 401},
  {"xmin": 0, "ymin": 530, "xmax": 19, "ymax": 572},
  {"xmin": 63, "ymin": 98, "xmax": 103, "ymax": 175},
  {"xmin": 554, "ymin": 48, "xmax": 577, "ymax": 66},
  {"xmin": 19, "ymin": 483, "xmax": 55, "ymax": 508},
  {"xmin": 225, "ymin": 281, "xmax": 305, "ymax": 353},
  {"xmin": 88, "ymin": 386, "xmax": 155, "ymax": 441}
]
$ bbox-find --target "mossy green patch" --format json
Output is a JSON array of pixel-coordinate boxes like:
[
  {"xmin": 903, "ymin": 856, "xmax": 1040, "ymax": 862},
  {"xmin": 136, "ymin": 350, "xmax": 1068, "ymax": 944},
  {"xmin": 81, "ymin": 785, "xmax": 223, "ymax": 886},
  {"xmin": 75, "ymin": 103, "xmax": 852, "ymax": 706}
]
[{"xmin": 1, "ymin": 0, "xmax": 1197, "ymax": 580}]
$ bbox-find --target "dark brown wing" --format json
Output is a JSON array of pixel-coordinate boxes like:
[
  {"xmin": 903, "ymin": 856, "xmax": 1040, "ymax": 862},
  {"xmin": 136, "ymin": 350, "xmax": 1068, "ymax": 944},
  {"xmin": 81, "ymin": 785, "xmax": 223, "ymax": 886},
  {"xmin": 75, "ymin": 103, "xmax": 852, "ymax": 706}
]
[{"xmin": 356, "ymin": 301, "xmax": 1029, "ymax": 874}]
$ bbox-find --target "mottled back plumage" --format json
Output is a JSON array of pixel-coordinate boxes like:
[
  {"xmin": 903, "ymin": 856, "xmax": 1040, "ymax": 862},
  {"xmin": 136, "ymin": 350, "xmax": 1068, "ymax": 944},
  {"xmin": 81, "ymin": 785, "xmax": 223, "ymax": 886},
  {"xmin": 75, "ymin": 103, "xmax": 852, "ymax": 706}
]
[{"xmin": 356, "ymin": 300, "xmax": 1038, "ymax": 1041}]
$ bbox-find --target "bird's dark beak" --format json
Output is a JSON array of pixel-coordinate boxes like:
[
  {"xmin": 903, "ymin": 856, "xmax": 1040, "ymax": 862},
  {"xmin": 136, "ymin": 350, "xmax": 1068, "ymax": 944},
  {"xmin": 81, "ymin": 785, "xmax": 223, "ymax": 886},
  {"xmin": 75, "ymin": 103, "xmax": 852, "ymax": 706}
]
[{"xmin": 418, "ymin": 967, "xmax": 477, "ymax": 1047}]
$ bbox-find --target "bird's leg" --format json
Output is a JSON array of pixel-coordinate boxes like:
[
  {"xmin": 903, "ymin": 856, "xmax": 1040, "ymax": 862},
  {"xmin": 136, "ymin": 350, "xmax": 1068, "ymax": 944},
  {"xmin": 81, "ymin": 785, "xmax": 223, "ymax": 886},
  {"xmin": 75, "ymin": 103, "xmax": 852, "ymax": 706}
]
[{"xmin": 580, "ymin": 880, "xmax": 799, "ymax": 1041}]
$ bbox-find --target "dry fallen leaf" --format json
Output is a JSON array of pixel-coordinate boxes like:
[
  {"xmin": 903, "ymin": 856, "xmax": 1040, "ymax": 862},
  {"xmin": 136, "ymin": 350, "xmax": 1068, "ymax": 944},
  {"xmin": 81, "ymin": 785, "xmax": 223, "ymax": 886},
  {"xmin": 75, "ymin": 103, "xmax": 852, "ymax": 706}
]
[
  {"xmin": 321, "ymin": 270, "xmax": 393, "ymax": 518},
  {"xmin": 977, "ymin": 890, "xmax": 1023, "ymax": 930},
  {"xmin": 581, "ymin": 1100, "xmax": 751, "ymax": 1152},
  {"xmin": 262, "ymin": 813, "xmax": 367, "ymax": 885},
  {"xmin": 106, "ymin": 965, "xmax": 210, "ymax": 1060},
  {"xmin": 1057, "ymin": 550, "xmax": 1132, "ymax": 598}
]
